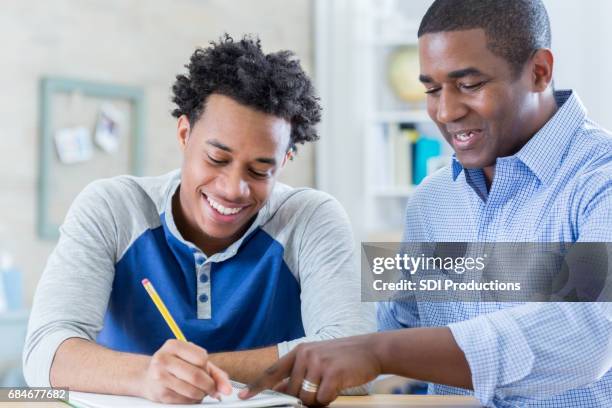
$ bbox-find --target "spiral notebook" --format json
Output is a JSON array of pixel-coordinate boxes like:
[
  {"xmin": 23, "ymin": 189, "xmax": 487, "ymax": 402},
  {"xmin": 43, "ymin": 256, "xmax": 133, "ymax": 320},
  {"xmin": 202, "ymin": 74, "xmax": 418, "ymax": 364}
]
[{"xmin": 67, "ymin": 381, "xmax": 302, "ymax": 408}]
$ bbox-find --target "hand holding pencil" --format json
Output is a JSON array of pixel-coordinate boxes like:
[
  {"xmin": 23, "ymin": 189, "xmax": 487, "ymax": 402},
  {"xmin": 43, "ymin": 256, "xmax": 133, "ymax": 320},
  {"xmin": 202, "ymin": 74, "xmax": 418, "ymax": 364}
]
[{"xmin": 140, "ymin": 279, "xmax": 232, "ymax": 404}]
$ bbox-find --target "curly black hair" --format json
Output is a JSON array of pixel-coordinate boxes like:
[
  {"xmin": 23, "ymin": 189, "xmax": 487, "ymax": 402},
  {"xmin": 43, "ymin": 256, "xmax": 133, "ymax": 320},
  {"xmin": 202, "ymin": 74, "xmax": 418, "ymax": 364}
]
[
  {"xmin": 171, "ymin": 34, "xmax": 321, "ymax": 152},
  {"xmin": 418, "ymin": 0, "xmax": 551, "ymax": 77}
]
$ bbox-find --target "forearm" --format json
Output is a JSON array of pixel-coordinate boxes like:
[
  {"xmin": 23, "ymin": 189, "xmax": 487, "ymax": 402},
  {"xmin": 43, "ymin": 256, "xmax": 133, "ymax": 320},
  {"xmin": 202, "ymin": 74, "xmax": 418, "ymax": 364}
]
[
  {"xmin": 50, "ymin": 338, "xmax": 149, "ymax": 396},
  {"xmin": 375, "ymin": 327, "xmax": 473, "ymax": 390},
  {"xmin": 209, "ymin": 346, "xmax": 278, "ymax": 383}
]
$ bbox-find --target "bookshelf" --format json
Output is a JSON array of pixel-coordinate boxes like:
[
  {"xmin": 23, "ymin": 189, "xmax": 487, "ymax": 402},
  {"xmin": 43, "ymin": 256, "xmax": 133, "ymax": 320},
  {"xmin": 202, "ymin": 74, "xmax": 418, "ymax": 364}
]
[{"xmin": 315, "ymin": 0, "xmax": 448, "ymax": 243}]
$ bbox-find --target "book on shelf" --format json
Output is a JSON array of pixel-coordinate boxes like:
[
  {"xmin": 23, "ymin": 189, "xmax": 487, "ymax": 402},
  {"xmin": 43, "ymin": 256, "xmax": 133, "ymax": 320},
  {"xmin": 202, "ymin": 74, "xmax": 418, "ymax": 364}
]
[
  {"xmin": 413, "ymin": 135, "xmax": 442, "ymax": 185},
  {"xmin": 377, "ymin": 122, "xmax": 443, "ymax": 191},
  {"xmin": 392, "ymin": 123, "xmax": 415, "ymax": 187}
]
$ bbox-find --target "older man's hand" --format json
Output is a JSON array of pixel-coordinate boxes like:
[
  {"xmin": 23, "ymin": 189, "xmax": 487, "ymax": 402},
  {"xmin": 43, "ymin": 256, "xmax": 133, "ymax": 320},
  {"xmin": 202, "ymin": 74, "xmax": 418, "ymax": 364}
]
[{"xmin": 239, "ymin": 335, "xmax": 382, "ymax": 406}]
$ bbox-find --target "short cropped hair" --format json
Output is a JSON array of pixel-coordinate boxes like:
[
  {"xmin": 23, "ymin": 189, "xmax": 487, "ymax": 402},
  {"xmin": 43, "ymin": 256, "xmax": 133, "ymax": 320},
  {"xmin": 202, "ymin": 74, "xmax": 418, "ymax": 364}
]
[
  {"xmin": 418, "ymin": 0, "xmax": 552, "ymax": 76},
  {"xmin": 172, "ymin": 34, "xmax": 321, "ymax": 152}
]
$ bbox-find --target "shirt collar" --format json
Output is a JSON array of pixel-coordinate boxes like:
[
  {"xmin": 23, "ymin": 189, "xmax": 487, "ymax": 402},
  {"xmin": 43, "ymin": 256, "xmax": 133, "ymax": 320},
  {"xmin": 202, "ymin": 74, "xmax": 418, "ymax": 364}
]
[
  {"xmin": 515, "ymin": 90, "xmax": 585, "ymax": 185},
  {"xmin": 451, "ymin": 156, "xmax": 463, "ymax": 180},
  {"xmin": 452, "ymin": 90, "xmax": 586, "ymax": 184}
]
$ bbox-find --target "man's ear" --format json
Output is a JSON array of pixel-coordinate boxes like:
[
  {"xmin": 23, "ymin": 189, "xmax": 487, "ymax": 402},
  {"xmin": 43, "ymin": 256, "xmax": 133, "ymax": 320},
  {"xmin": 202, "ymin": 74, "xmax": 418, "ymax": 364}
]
[
  {"xmin": 177, "ymin": 115, "xmax": 191, "ymax": 152},
  {"xmin": 531, "ymin": 48, "xmax": 554, "ymax": 92},
  {"xmin": 281, "ymin": 147, "xmax": 294, "ymax": 167}
]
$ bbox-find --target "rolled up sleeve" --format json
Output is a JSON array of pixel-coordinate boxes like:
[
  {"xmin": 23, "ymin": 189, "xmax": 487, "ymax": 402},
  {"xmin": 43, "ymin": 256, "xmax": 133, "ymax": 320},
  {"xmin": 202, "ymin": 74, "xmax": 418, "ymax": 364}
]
[{"xmin": 449, "ymin": 303, "xmax": 612, "ymax": 406}]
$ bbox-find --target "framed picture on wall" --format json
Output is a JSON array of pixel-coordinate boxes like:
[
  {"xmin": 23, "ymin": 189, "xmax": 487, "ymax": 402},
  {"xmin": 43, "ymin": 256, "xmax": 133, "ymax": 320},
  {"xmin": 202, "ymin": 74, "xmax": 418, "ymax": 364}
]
[{"xmin": 37, "ymin": 77, "xmax": 146, "ymax": 240}]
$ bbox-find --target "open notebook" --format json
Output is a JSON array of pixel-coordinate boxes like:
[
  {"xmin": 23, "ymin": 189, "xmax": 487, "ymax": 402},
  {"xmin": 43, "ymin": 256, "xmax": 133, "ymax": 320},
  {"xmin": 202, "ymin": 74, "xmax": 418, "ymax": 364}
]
[{"xmin": 67, "ymin": 381, "xmax": 302, "ymax": 408}]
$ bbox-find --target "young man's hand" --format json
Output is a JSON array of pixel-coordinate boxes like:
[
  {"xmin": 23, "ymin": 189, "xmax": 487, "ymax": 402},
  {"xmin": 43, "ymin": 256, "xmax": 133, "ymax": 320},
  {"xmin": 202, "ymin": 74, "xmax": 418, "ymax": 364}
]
[
  {"xmin": 141, "ymin": 339, "xmax": 232, "ymax": 404},
  {"xmin": 240, "ymin": 335, "xmax": 382, "ymax": 406}
]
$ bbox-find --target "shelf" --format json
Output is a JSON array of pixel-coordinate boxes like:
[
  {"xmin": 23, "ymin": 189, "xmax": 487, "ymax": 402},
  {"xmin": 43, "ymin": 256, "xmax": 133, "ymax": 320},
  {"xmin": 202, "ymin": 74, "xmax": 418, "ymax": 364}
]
[
  {"xmin": 372, "ymin": 110, "xmax": 430, "ymax": 123},
  {"xmin": 314, "ymin": 0, "xmax": 434, "ymax": 243},
  {"xmin": 371, "ymin": 185, "xmax": 415, "ymax": 197}
]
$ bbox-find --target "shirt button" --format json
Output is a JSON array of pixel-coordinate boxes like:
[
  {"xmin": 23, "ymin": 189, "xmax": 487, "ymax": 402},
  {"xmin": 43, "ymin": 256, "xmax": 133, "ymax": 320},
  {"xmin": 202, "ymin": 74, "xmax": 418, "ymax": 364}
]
[
  {"xmin": 199, "ymin": 293, "xmax": 209, "ymax": 303},
  {"xmin": 199, "ymin": 273, "xmax": 209, "ymax": 283},
  {"xmin": 196, "ymin": 257, "xmax": 205, "ymax": 266}
]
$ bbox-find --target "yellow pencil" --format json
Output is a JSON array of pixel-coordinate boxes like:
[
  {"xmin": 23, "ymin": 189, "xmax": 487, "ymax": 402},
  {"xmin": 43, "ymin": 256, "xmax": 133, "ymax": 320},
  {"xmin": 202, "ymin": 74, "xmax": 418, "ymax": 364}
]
[
  {"xmin": 141, "ymin": 278, "xmax": 223, "ymax": 401},
  {"xmin": 141, "ymin": 278, "xmax": 186, "ymax": 341}
]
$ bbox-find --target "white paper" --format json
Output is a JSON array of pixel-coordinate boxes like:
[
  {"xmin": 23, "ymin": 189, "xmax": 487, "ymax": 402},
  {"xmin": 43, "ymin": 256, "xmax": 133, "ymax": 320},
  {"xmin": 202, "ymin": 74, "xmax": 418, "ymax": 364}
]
[
  {"xmin": 94, "ymin": 103, "xmax": 123, "ymax": 153},
  {"xmin": 54, "ymin": 126, "xmax": 93, "ymax": 164},
  {"xmin": 68, "ymin": 382, "xmax": 301, "ymax": 408}
]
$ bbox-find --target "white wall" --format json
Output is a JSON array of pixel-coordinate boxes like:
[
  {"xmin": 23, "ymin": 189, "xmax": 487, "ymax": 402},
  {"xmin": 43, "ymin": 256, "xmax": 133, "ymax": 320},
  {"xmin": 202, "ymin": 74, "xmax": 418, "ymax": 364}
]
[
  {"xmin": 544, "ymin": 0, "xmax": 612, "ymax": 129},
  {"xmin": 0, "ymin": 0, "xmax": 314, "ymax": 306}
]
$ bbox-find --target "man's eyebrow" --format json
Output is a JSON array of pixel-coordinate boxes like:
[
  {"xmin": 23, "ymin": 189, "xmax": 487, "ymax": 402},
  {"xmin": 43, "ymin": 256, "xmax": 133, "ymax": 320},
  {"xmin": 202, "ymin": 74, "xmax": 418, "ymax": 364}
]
[
  {"xmin": 207, "ymin": 139, "xmax": 231, "ymax": 152},
  {"xmin": 255, "ymin": 157, "xmax": 276, "ymax": 165},
  {"xmin": 447, "ymin": 67, "xmax": 484, "ymax": 79},
  {"xmin": 419, "ymin": 68, "xmax": 485, "ymax": 83},
  {"xmin": 419, "ymin": 74, "xmax": 433, "ymax": 83},
  {"xmin": 206, "ymin": 139, "xmax": 277, "ymax": 165}
]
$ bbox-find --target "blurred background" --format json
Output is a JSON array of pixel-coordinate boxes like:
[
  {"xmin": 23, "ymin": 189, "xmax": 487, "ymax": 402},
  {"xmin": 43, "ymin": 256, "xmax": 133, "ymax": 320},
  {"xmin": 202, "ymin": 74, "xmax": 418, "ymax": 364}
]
[{"xmin": 1, "ymin": 0, "xmax": 611, "ymax": 389}]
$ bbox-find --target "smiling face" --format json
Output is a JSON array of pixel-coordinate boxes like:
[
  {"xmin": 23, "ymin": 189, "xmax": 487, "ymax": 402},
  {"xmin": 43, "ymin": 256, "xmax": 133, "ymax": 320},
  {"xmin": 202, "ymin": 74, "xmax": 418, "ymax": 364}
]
[
  {"xmin": 175, "ymin": 93, "xmax": 291, "ymax": 254},
  {"xmin": 419, "ymin": 29, "xmax": 543, "ymax": 175}
]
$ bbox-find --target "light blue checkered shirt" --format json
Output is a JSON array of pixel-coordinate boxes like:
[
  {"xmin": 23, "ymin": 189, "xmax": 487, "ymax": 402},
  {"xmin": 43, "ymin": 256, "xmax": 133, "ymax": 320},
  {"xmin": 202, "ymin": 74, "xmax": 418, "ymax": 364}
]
[{"xmin": 378, "ymin": 90, "xmax": 612, "ymax": 407}]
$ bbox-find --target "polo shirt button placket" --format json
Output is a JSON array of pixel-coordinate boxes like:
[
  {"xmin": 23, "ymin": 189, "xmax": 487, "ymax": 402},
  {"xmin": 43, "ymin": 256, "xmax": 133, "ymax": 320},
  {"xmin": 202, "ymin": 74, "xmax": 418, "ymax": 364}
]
[
  {"xmin": 195, "ymin": 254, "xmax": 211, "ymax": 319},
  {"xmin": 196, "ymin": 254, "xmax": 205, "ymax": 267}
]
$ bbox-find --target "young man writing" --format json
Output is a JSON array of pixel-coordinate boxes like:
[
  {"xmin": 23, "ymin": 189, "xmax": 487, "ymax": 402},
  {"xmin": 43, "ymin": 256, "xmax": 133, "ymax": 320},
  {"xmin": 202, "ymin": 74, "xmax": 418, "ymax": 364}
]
[
  {"xmin": 243, "ymin": 1, "xmax": 612, "ymax": 406},
  {"xmin": 24, "ymin": 35, "xmax": 374, "ymax": 404}
]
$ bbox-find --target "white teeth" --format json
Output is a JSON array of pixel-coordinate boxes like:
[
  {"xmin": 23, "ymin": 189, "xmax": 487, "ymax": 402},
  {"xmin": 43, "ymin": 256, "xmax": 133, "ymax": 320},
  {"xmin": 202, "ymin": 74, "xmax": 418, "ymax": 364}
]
[
  {"xmin": 456, "ymin": 132, "xmax": 473, "ymax": 141},
  {"xmin": 205, "ymin": 195, "xmax": 243, "ymax": 216}
]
